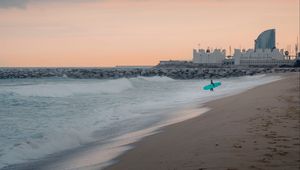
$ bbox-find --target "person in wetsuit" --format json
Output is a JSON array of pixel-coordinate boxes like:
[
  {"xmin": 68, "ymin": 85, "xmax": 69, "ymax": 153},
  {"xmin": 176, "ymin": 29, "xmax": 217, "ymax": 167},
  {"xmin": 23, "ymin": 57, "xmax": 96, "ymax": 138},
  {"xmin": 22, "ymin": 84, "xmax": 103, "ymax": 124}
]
[{"xmin": 210, "ymin": 79, "xmax": 215, "ymax": 91}]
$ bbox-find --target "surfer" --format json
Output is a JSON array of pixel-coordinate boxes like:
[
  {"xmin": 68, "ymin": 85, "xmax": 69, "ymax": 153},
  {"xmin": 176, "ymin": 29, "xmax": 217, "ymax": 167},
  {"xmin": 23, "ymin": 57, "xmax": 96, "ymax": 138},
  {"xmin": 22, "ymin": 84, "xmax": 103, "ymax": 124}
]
[
  {"xmin": 203, "ymin": 80, "xmax": 220, "ymax": 91},
  {"xmin": 210, "ymin": 79, "xmax": 215, "ymax": 91}
]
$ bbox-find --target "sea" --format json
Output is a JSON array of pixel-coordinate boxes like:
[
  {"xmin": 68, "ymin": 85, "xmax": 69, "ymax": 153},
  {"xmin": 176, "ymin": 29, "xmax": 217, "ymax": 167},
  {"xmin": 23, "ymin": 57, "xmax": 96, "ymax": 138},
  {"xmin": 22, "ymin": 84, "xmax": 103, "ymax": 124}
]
[{"xmin": 0, "ymin": 75, "xmax": 280, "ymax": 170}]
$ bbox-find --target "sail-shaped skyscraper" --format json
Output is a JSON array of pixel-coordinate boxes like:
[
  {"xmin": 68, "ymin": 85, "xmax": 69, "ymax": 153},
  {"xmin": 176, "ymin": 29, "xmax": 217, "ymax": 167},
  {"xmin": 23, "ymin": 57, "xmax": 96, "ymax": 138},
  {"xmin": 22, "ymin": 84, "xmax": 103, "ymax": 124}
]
[{"xmin": 254, "ymin": 29, "xmax": 276, "ymax": 50}]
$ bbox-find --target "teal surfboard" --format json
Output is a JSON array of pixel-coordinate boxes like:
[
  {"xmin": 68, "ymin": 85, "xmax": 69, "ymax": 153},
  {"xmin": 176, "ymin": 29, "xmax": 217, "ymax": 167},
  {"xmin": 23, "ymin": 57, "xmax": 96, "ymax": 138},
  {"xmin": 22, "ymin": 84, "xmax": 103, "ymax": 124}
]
[{"xmin": 203, "ymin": 82, "xmax": 221, "ymax": 90}]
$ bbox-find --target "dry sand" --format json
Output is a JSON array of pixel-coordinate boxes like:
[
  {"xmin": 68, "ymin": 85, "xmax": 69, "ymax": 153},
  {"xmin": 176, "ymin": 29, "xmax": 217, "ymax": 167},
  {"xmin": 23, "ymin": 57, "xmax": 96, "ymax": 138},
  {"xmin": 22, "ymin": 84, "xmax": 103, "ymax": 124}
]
[{"xmin": 105, "ymin": 73, "xmax": 300, "ymax": 170}]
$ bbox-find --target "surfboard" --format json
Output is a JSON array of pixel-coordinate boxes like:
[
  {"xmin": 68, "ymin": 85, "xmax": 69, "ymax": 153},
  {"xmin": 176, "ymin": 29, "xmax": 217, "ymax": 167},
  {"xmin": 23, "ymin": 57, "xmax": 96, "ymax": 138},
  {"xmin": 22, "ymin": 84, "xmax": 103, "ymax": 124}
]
[{"xmin": 203, "ymin": 82, "xmax": 221, "ymax": 90}]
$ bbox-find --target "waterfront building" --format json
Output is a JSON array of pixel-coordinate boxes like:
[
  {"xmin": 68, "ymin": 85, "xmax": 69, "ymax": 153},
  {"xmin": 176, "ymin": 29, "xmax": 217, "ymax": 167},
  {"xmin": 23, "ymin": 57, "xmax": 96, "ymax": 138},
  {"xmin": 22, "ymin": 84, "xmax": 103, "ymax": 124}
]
[
  {"xmin": 158, "ymin": 60, "xmax": 191, "ymax": 66},
  {"xmin": 233, "ymin": 48, "xmax": 294, "ymax": 65},
  {"xmin": 234, "ymin": 29, "xmax": 295, "ymax": 66},
  {"xmin": 255, "ymin": 29, "xmax": 276, "ymax": 50},
  {"xmin": 163, "ymin": 28, "xmax": 296, "ymax": 67},
  {"xmin": 193, "ymin": 49, "xmax": 226, "ymax": 64}
]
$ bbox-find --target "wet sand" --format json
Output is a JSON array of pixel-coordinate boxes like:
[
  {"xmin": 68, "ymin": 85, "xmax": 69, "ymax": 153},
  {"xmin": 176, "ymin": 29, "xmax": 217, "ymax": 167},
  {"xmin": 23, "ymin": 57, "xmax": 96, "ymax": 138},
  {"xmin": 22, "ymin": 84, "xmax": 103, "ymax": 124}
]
[{"xmin": 105, "ymin": 73, "xmax": 300, "ymax": 170}]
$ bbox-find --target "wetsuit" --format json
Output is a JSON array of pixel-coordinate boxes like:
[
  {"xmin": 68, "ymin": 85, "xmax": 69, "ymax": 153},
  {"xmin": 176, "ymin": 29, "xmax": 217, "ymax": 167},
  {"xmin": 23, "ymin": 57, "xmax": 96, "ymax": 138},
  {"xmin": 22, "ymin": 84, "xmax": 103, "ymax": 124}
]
[{"xmin": 210, "ymin": 80, "xmax": 215, "ymax": 91}]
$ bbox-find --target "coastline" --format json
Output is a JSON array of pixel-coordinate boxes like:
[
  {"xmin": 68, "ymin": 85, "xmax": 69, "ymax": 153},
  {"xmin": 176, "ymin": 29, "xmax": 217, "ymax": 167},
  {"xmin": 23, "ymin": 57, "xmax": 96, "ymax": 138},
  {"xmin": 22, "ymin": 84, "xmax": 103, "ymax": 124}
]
[
  {"xmin": 1, "ymin": 73, "xmax": 298, "ymax": 170},
  {"xmin": 105, "ymin": 72, "xmax": 300, "ymax": 170}
]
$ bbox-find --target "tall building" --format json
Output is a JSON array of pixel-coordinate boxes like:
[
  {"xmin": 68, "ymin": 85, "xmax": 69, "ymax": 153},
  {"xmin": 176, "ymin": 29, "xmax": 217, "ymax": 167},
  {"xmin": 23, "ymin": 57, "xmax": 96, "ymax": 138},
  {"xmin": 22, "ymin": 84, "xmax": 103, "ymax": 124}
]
[
  {"xmin": 254, "ymin": 29, "xmax": 276, "ymax": 50},
  {"xmin": 233, "ymin": 29, "xmax": 295, "ymax": 66}
]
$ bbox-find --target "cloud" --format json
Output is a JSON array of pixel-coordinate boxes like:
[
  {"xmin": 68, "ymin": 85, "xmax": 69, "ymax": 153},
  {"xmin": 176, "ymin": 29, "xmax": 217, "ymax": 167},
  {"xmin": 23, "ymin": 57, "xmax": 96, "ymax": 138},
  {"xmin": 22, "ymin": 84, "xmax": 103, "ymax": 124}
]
[
  {"xmin": 1, "ymin": 0, "xmax": 223, "ymax": 9},
  {"xmin": 0, "ymin": 0, "xmax": 104, "ymax": 9},
  {"xmin": 0, "ymin": 0, "xmax": 29, "ymax": 8}
]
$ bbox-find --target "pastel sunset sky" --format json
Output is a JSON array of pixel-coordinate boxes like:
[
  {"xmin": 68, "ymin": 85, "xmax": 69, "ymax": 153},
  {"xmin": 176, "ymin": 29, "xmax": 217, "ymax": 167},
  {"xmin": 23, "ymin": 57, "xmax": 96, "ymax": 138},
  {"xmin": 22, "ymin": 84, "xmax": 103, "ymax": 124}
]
[{"xmin": 0, "ymin": 0, "xmax": 299, "ymax": 67}]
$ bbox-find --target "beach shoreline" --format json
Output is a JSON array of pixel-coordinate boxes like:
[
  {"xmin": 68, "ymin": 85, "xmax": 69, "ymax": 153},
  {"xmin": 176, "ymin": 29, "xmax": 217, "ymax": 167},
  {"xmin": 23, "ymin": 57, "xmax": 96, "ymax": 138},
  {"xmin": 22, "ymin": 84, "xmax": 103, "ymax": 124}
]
[
  {"xmin": 1, "ymin": 73, "xmax": 298, "ymax": 170},
  {"xmin": 105, "ymin": 72, "xmax": 300, "ymax": 170}
]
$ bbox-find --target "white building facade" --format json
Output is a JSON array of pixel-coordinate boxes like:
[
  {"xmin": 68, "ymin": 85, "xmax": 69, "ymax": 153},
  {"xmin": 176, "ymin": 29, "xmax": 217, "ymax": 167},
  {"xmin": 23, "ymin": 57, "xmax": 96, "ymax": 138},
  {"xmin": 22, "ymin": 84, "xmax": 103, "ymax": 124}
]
[
  {"xmin": 233, "ymin": 29, "xmax": 294, "ymax": 66},
  {"xmin": 192, "ymin": 29, "xmax": 295, "ymax": 66},
  {"xmin": 193, "ymin": 49, "xmax": 226, "ymax": 64},
  {"xmin": 233, "ymin": 48, "xmax": 293, "ymax": 65}
]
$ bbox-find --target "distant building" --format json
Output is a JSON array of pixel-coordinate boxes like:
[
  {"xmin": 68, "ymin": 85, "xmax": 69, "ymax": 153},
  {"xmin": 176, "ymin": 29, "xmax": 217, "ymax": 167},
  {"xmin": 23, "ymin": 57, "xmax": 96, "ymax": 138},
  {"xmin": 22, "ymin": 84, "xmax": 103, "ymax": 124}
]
[
  {"xmin": 173, "ymin": 28, "xmax": 296, "ymax": 67},
  {"xmin": 234, "ymin": 29, "xmax": 295, "ymax": 66},
  {"xmin": 193, "ymin": 49, "xmax": 226, "ymax": 64},
  {"xmin": 233, "ymin": 48, "xmax": 294, "ymax": 65},
  {"xmin": 255, "ymin": 29, "xmax": 276, "ymax": 50},
  {"xmin": 115, "ymin": 66, "xmax": 152, "ymax": 69},
  {"xmin": 159, "ymin": 60, "xmax": 190, "ymax": 66}
]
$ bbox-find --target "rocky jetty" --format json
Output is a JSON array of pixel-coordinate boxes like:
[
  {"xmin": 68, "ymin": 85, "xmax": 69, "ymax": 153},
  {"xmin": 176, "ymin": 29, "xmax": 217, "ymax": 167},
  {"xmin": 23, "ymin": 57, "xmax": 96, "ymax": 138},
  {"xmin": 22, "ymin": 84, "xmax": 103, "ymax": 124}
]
[{"xmin": 0, "ymin": 67, "xmax": 299, "ymax": 79}]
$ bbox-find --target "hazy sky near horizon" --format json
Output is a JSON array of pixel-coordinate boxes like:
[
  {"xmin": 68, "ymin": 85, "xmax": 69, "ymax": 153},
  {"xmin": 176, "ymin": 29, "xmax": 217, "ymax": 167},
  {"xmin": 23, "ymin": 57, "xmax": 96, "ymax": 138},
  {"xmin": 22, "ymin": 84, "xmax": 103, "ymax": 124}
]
[{"xmin": 0, "ymin": 0, "xmax": 299, "ymax": 67}]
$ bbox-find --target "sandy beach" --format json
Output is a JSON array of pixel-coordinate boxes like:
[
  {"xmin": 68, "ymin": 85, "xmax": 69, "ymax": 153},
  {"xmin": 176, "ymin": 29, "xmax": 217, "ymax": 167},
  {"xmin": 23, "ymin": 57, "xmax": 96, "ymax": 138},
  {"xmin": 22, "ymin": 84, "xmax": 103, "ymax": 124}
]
[{"xmin": 105, "ymin": 73, "xmax": 300, "ymax": 170}]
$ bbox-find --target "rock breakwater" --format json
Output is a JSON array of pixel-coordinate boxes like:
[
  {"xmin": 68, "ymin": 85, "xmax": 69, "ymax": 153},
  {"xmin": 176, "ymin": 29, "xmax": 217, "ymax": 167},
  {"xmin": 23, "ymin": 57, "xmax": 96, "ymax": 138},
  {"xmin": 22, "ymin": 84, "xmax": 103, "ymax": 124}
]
[{"xmin": 0, "ymin": 67, "xmax": 299, "ymax": 79}]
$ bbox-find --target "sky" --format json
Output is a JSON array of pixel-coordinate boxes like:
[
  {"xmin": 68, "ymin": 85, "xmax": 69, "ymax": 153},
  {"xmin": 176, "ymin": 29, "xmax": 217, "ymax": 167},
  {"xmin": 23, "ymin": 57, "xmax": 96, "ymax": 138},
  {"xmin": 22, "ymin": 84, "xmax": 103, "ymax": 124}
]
[{"xmin": 0, "ymin": 0, "xmax": 299, "ymax": 67}]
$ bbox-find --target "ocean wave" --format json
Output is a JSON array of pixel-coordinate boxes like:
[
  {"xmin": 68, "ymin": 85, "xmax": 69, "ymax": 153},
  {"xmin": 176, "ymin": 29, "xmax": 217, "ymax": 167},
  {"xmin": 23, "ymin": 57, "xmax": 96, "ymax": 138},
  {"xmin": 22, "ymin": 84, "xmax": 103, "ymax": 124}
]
[
  {"xmin": 0, "ymin": 75, "xmax": 282, "ymax": 169},
  {"xmin": 0, "ymin": 127, "xmax": 93, "ymax": 168},
  {"xmin": 0, "ymin": 76, "xmax": 174, "ymax": 98},
  {"xmin": 0, "ymin": 78, "xmax": 133, "ymax": 97},
  {"xmin": 136, "ymin": 76, "xmax": 175, "ymax": 82}
]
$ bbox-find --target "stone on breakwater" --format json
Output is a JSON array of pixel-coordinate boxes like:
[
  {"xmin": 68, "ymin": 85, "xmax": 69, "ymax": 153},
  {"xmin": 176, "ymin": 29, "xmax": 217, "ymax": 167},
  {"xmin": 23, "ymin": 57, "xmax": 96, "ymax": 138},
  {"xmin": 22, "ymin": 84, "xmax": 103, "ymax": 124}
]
[{"xmin": 0, "ymin": 67, "xmax": 299, "ymax": 79}]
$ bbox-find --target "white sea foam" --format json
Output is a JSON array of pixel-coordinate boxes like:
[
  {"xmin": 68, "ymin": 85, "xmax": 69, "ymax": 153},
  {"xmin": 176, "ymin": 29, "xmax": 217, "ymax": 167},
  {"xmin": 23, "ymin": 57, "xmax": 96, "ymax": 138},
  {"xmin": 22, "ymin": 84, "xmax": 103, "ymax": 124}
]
[
  {"xmin": 137, "ymin": 76, "xmax": 175, "ymax": 82},
  {"xmin": 0, "ymin": 75, "xmax": 281, "ymax": 169},
  {"xmin": 0, "ymin": 78, "xmax": 133, "ymax": 97}
]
